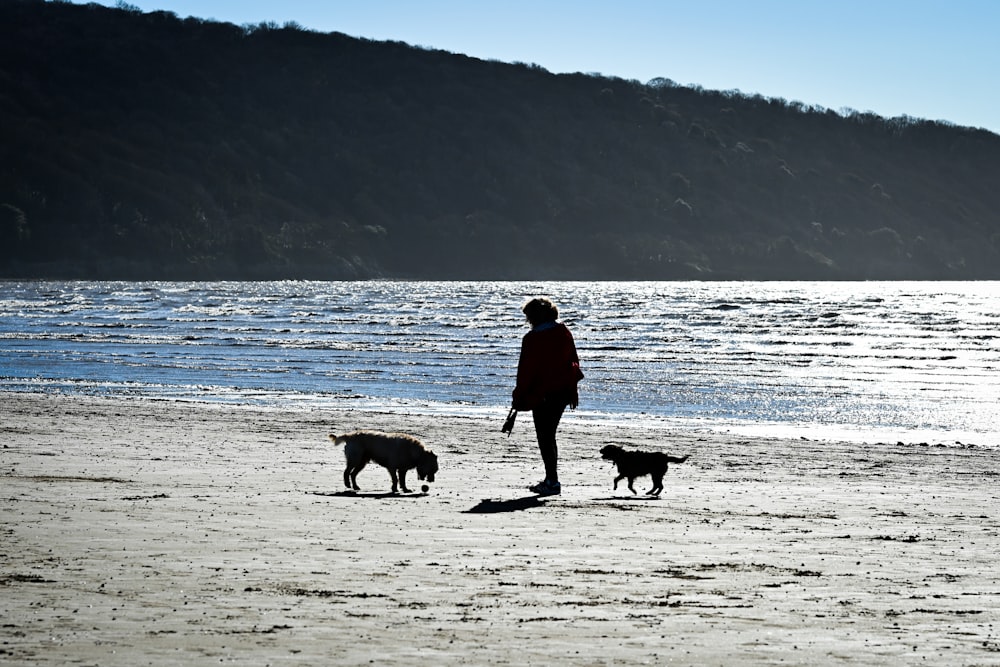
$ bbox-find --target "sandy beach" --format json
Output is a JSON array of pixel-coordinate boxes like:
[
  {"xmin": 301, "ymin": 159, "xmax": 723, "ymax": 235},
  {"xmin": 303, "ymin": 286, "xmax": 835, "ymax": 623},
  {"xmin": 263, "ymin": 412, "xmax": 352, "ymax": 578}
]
[{"xmin": 2, "ymin": 392, "xmax": 999, "ymax": 666}]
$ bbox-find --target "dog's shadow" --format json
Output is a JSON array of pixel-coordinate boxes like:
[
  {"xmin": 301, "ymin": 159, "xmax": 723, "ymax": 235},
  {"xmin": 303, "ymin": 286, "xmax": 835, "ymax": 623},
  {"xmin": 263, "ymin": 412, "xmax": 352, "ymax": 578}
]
[
  {"xmin": 310, "ymin": 490, "xmax": 429, "ymax": 499},
  {"xmin": 464, "ymin": 495, "xmax": 548, "ymax": 514},
  {"xmin": 594, "ymin": 495, "xmax": 662, "ymax": 502}
]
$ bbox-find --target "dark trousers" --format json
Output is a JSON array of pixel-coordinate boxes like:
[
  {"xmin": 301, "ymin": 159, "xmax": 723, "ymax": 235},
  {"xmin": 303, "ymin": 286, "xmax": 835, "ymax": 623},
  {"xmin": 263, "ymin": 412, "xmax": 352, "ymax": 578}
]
[{"xmin": 532, "ymin": 395, "xmax": 568, "ymax": 482}]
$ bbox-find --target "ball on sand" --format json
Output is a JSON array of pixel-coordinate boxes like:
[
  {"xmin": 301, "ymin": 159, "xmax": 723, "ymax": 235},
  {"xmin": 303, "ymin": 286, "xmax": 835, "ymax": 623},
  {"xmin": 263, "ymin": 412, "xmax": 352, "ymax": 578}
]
[{"xmin": 421, "ymin": 484, "xmax": 430, "ymax": 493}]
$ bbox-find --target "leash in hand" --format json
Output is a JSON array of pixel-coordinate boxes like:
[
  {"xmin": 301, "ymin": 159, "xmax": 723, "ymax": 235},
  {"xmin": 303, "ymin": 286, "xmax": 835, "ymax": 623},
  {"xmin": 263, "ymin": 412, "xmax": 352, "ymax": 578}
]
[{"xmin": 501, "ymin": 408, "xmax": 517, "ymax": 437}]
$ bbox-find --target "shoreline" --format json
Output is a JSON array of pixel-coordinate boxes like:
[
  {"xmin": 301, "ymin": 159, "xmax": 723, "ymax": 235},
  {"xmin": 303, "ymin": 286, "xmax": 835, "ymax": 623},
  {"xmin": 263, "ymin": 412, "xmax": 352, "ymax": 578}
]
[
  {"xmin": 3, "ymin": 392, "xmax": 999, "ymax": 665},
  {"xmin": 3, "ymin": 385, "xmax": 992, "ymax": 451}
]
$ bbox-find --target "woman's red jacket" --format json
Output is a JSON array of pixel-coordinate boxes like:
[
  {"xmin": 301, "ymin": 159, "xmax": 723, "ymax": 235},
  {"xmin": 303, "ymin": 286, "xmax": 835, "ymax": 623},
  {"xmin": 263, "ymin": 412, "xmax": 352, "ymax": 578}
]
[{"xmin": 512, "ymin": 321, "xmax": 583, "ymax": 411}]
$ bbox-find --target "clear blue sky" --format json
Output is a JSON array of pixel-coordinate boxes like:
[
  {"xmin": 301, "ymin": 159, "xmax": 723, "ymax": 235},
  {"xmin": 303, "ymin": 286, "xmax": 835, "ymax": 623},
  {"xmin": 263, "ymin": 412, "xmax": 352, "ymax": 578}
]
[{"xmin": 83, "ymin": 0, "xmax": 1000, "ymax": 134}]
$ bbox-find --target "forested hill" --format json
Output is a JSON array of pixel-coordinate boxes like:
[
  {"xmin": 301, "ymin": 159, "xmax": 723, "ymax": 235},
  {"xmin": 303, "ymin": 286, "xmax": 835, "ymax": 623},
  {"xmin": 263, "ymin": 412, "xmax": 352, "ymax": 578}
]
[{"xmin": 3, "ymin": 1, "xmax": 1000, "ymax": 280}]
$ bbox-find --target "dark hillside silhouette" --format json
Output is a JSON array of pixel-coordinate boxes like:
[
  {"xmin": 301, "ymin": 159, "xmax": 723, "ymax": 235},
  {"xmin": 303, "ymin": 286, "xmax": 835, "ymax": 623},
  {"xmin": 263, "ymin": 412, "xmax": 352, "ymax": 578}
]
[{"xmin": 2, "ymin": 0, "xmax": 999, "ymax": 279}]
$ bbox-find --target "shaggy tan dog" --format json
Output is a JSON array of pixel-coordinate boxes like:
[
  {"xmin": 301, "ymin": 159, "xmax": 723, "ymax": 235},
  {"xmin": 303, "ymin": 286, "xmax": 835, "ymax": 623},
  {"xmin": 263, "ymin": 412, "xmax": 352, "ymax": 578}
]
[{"xmin": 329, "ymin": 430, "xmax": 438, "ymax": 494}]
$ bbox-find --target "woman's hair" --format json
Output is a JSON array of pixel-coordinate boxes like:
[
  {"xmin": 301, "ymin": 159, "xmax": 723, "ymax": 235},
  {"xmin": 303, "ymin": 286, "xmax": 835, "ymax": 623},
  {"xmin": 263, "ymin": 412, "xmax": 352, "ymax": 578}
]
[{"xmin": 522, "ymin": 297, "xmax": 559, "ymax": 325}]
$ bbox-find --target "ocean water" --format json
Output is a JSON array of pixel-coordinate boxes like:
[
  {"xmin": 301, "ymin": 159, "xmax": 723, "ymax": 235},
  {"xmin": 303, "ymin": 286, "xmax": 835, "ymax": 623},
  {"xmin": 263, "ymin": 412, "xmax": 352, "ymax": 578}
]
[{"xmin": 1, "ymin": 280, "xmax": 997, "ymax": 447}]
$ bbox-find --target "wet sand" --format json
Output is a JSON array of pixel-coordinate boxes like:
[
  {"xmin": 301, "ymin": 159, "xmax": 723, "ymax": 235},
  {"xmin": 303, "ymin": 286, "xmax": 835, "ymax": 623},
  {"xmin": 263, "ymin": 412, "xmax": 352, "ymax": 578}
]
[{"xmin": 2, "ymin": 392, "xmax": 999, "ymax": 666}]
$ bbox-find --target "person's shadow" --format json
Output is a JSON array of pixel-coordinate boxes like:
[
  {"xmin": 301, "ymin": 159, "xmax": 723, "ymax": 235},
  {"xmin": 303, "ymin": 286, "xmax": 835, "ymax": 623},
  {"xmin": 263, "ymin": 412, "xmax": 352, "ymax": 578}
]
[{"xmin": 463, "ymin": 496, "xmax": 547, "ymax": 513}]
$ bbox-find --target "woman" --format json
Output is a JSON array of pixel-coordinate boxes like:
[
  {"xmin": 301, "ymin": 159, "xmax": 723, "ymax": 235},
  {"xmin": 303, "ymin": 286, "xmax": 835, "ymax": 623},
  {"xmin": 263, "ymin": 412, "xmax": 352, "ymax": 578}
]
[{"xmin": 511, "ymin": 297, "xmax": 583, "ymax": 496}]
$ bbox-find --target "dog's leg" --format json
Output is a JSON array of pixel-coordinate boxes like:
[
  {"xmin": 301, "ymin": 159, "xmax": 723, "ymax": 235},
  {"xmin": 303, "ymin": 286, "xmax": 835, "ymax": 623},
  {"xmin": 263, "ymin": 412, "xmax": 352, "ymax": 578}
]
[
  {"xmin": 349, "ymin": 461, "xmax": 366, "ymax": 491},
  {"xmin": 648, "ymin": 474, "xmax": 664, "ymax": 496},
  {"xmin": 398, "ymin": 469, "xmax": 411, "ymax": 494},
  {"xmin": 388, "ymin": 468, "xmax": 400, "ymax": 494},
  {"xmin": 613, "ymin": 474, "xmax": 626, "ymax": 490},
  {"xmin": 343, "ymin": 465, "xmax": 352, "ymax": 489},
  {"xmin": 627, "ymin": 477, "xmax": 637, "ymax": 495}
]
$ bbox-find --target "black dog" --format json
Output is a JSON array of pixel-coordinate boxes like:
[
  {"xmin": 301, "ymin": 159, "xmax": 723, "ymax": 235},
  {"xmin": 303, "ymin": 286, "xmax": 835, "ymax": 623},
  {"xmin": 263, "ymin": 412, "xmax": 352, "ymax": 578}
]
[{"xmin": 600, "ymin": 444, "xmax": 688, "ymax": 496}]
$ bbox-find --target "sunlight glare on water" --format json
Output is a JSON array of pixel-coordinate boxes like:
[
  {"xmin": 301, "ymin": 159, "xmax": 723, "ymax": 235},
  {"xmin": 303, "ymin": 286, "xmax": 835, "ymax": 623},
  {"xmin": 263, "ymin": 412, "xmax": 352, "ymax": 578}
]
[{"xmin": 0, "ymin": 280, "xmax": 997, "ymax": 447}]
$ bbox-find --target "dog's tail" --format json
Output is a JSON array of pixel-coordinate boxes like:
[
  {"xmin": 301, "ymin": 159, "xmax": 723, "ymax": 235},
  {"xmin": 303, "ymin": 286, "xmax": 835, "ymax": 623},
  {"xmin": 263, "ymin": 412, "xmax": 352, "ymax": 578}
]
[
  {"xmin": 327, "ymin": 433, "xmax": 345, "ymax": 446},
  {"xmin": 667, "ymin": 455, "xmax": 689, "ymax": 464}
]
